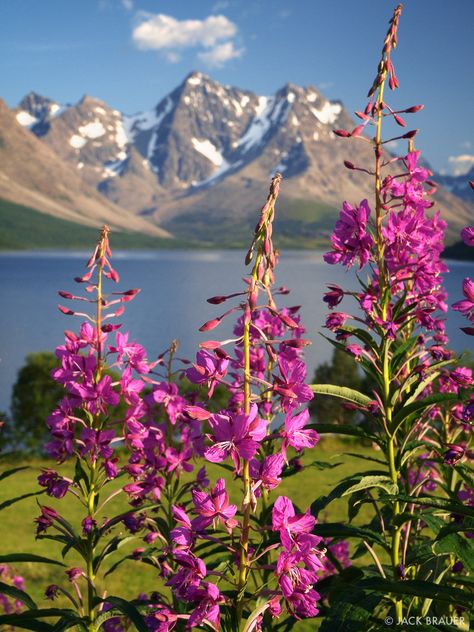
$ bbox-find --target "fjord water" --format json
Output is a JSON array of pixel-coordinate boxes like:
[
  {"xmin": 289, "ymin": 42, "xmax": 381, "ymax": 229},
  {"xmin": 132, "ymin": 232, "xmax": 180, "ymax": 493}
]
[{"xmin": 0, "ymin": 250, "xmax": 472, "ymax": 411}]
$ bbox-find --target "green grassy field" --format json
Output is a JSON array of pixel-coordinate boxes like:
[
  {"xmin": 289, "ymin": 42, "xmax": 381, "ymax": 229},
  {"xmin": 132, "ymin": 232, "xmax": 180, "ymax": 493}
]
[
  {"xmin": 0, "ymin": 198, "xmax": 194, "ymax": 251},
  {"xmin": 0, "ymin": 438, "xmax": 379, "ymax": 629}
]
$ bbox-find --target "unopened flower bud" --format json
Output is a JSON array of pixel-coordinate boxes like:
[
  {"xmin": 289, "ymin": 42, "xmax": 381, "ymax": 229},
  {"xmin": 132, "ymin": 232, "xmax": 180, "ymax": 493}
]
[
  {"xmin": 404, "ymin": 105, "xmax": 424, "ymax": 113},
  {"xmin": 333, "ymin": 129, "xmax": 351, "ymax": 137},
  {"xmin": 403, "ymin": 129, "xmax": 418, "ymax": 139},
  {"xmin": 351, "ymin": 124, "xmax": 365, "ymax": 137},
  {"xmin": 393, "ymin": 114, "xmax": 406, "ymax": 127},
  {"xmin": 199, "ymin": 318, "xmax": 221, "ymax": 332}
]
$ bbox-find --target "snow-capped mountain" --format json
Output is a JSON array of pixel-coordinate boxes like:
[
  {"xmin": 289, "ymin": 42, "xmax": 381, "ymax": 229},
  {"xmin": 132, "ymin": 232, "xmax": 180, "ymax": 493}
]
[
  {"xmin": 434, "ymin": 166, "xmax": 474, "ymax": 202},
  {"xmin": 12, "ymin": 72, "xmax": 473, "ymax": 245}
]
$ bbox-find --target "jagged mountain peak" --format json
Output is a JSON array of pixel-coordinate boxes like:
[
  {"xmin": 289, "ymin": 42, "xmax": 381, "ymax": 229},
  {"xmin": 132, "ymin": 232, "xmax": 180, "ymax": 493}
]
[{"xmin": 9, "ymin": 72, "xmax": 472, "ymax": 246}]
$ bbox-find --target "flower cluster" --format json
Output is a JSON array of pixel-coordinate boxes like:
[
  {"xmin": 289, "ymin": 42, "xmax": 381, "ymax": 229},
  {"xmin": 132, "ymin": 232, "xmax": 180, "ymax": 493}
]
[
  {"xmin": 158, "ymin": 174, "xmax": 323, "ymax": 628},
  {"xmin": 0, "ymin": 566, "xmax": 26, "ymax": 617}
]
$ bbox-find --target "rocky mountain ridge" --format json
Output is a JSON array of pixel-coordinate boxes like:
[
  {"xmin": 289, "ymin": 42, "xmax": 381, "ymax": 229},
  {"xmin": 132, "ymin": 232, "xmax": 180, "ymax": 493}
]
[{"xmin": 11, "ymin": 72, "xmax": 473, "ymax": 245}]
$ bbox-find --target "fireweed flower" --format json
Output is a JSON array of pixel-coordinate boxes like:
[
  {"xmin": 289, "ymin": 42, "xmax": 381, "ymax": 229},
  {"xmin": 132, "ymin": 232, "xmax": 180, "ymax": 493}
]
[
  {"xmin": 452, "ymin": 278, "xmax": 474, "ymax": 322},
  {"xmin": 192, "ymin": 478, "xmax": 238, "ymax": 531},
  {"xmin": 323, "ymin": 199, "xmax": 374, "ymax": 269},
  {"xmin": 461, "ymin": 226, "xmax": 474, "ymax": 247},
  {"xmin": 204, "ymin": 404, "xmax": 266, "ymax": 469},
  {"xmin": 186, "ymin": 349, "xmax": 229, "ymax": 397},
  {"xmin": 280, "ymin": 409, "xmax": 319, "ymax": 462},
  {"xmin": 273, "ymin": 357, "xmax": 314, "ymax": 412},
  {"xmin": 162, "ymin": 176, "xmax": 324, "ymax": 627},
  {"xmin": 320, "ymin": 6, "xmax": 474, "ymax": 627},
  {"xmin": 37, "ymin": 227, "xmax": 197, "ymax": 628}
]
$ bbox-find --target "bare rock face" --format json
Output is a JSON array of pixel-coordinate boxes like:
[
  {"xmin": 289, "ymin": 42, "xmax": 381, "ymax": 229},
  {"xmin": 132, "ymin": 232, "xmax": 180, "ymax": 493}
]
[
  {"xmin": 13, "ymin": 73, "xmax": 473, "ymax": 245},
  {"xmin": 1, "ymin": 99, "xmax": 170, "ymax": 237}
]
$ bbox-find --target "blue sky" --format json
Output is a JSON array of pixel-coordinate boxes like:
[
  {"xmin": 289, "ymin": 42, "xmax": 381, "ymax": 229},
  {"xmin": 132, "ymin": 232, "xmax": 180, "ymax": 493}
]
[{"xmin": 1, "ymin": 0, "xmax": 473, "ymax": 174}]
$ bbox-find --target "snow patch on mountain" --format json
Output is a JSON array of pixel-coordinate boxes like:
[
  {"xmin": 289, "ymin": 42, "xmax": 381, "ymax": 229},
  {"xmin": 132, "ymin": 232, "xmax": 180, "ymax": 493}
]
[
  {"xmin": 78, "ymin": 120, "xmax": 106, "ymax": 139},
  {"xmin": 16, "ymin": 111, "xmax": 38, "ymax": 127},
  {"xmin": 237, "ymin": 96, "xmax": 274, "ymax": 152},
  {"xmin": 191, "ymin": 138, "xmax": 225, "ymax": 166},
  {"xmin": 311, "ymin": 102, "xmax": 341, "ymax": 125},
  {"xmin": 70, "ymin": 134, "xmax": 87, "ymax": 149}
]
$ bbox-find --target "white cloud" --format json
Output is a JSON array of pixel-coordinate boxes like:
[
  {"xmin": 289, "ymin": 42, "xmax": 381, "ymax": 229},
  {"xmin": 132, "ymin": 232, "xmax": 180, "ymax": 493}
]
[
  {"xmin": 133, "ymin": 13, "xmax": 236, "ymax": 50},
  {"xmin": 197, "ymin": 41, "xmax": 243, "ymax": 67},
  {"xmin": 131, "ymin": 12, "xmax": 242, "ymax": 68},
  {"xmin": 447, "ymin": 154, "xmax": 474, "ymax": 177}
]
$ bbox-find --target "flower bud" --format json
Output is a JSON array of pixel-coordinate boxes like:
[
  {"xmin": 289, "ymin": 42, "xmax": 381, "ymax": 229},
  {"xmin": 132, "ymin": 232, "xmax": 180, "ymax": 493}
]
[
  {"xmin": 199, "ymin": 318, "xmax": 221, "ymax": 332},
  {"xmin": 393, "ymin": 114, "xmax": 406, "ymax": 127},
  {"xmin": 333, "ymin": 129, "xmax": 351, "ymax": 137},
  {"xmin": 58, "ymin": 305, "xmax": 74, "ymax": 316},
  {"xmin": 404, "ymin": 105, "xmax": 424, "ymax": 113},
  {"xmin": 344, "ymin": 160, "xmax": 355, "ymax": 170},
  {"xmin": 185, "ymin": 406, "xmax": 211, "ymax": 420},
  {"xmin": 403, "ymin": 129, "xmax": 418, "ymax": 139},
  {"xmin": 200, "ymin": 340, "xmax": 222, "ymax": 349}
]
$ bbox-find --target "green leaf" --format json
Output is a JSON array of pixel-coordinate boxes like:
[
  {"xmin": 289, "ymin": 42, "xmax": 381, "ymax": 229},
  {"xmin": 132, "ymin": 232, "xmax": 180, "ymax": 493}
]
[
  {"xmin": 0, "ymin": 609, "xmax": 77, "ymax": 631},
  {"xmin": 103, "ymin": 555, "xmax": 133, "ymax": 578},
  {"xmin": 358, "ymin": 578, "xmax": 473, "ymax": 607},
  {"xmin": 319, "ymin": 587, "xmax": 382, "ymax": 632},
  {"xmin": 0, "ymin": 615, "xmax": 54, "ymax": 631},
  {"xmin": 0, "ymin": 553, "xmax": 65, "ymax": 567},
  {"xmin": 310, "ymin": 472, "xmax": 385, "ymax": 515},
  {"xmin": 0, "ymin": 466, "xmax": 29, "ymax": 481},
  {"xmin": 308, "ymin": 423, "xmax": 380, "ymax": 445},
  {"xmin": 51, "ymin": 617, "xmax": 88, "ymax": 632},
  {"xmin": 313, "ymin": 523, "xmax": 387, "ymax": 548},
  {"xmin": 97, "ymin": 597, "xmax": 149, "ymax": 632},
  {"xmin": 0, "ymin": 490, "xmax": 44, "ymax": 511},
  {"xmin": 343, "ymin": 452, "xmax": 386, "ymax": 466},
  {"xmin": 0, "ymin": 581, "xmax": 37, "ymax": 609},
  {"xmin": 306, "ymin": 460, "xmax": 343, "ymax": 470},
  {"xmin": 434, "ymin": 531, "xmax": 474, "ymax": 574},
  {"xmin": 93, "ymin": 535, "xmax": 136, "ymax": 574},
  {"xmin": 310, "ymin": 383, "xmax": 373, "ymax": 407},
  {"xmin": 342, "ymin": 475, "xmax": 397, "ymax": 497},
  {"xmin": 93, "ymin": 608, "xmax": 125, "ymax": 630},
  {"xmin": 391, "ymin": 393, "xmax": 458, "ymax": 431},
  {"xmin": 385, "ymin": 495, "xmax": 474, "ymax": 519}
]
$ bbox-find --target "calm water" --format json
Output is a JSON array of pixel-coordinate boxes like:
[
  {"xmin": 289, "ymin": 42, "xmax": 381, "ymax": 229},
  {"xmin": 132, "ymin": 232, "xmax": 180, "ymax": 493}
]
[{"xmin": 0, "ymin": 250, "xmax": 472, "ymax": 411}]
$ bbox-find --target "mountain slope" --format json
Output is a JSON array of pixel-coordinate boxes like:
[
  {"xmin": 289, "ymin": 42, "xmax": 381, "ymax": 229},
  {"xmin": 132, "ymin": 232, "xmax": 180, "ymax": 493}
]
[
  {"xmin": 1, "ymin": 99, "xmax": 170, "ymax": 237},
  {"xmin": 12, "ymin": 74, "xmax": 474, "ymax": 247}
]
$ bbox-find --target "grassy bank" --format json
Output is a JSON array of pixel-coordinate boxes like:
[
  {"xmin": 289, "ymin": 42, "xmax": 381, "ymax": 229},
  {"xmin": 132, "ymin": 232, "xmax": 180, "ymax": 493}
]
[{"xmin": 0, "ymin": 437, "xmax": 378, "ymax": 629}]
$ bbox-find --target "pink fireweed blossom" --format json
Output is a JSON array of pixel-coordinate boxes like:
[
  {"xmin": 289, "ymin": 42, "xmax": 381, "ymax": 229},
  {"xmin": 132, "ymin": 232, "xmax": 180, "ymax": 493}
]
[
  {"xmin": 323, "ymin": 284, "xmax": 344, "ymax": 309},
  {"xmin": 109, "ymin": 332, "xmax": 150, "ymax": 374},
  {"xmin": 276, "ymin": 552, "xmax": 321, "ymax": 618},
  {"xmin": 170, "ymin": 505, "xmax": 195, "ymax": 549},
  {"xmin": 249, "ymin": 453, "xmax": 285, "ymax": 494},
  {"xmin": 186, "ymin": 582, "xmax": 223, "ymax": 631},
  {"xmin": 452, "ymin": 278, "xmax": 474, "ymax": 322},
  {"xmin": 191, "ymin": 478, "xmax": 238, "ymax": 531},
  {"xmin": 280, "ymin": 409, "xmax": 319, "ymax": 462},
  {"xmin": 165, "ymin": 447, "xmax": 194, "ymax": 476},
  {"xmin": 461, "ymin": 226, "xmax": 474, "ymax": 247},
  {"xmin": 150, "ymin": 381, "xmax": 187, "ymax": 425},
  {"xmin": 204, "ymin": 403, "xmax": 266, "ymax": 470},
  {"xmin": 272, "ymin": 496, "xmax": 316, "ymax": 547},
  {"xmin": 273, "ymin": 357, "xmax": 313, "ymax": 412},
  {"xmin": 186, "ymin": 350, "xmax": 229, "ymax": 397},
  {"xmin": 323, "ymin": 199, "xmax": 374, "ymax": 269},
  {"xmin": 166, "ymin": 552, "xmax": 207, "ymax": 598},
  {"xmin": 37, "ymin": 469, "xmax": 71, "ymax": 499},
  {"xmin": 325, "ymin": 311, "xmax": 352, "ymax": 332}
]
